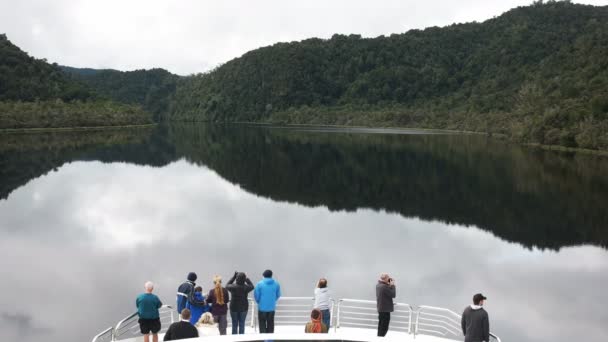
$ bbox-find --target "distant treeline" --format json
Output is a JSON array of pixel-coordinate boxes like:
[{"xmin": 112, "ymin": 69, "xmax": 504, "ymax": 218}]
[
  {"xmin": 169, "ymin": 1, "xmax": 608, "ymax": 150},
  {"xmin": 62, "ymin": 66, "xmax": 179, "ymax": 122}
]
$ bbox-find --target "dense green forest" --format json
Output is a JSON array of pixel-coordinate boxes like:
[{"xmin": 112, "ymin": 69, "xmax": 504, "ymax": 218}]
[
  {"xmin": 0, "ymin": 34, "xmax": 152, "ymax": 129},
  {"xmin": 63, "ymin": 66, "xmax": 179, "ymax": 121},
  {"xmin": 169, "ymin": 1, "xmax": 608, "ymax": 150}
]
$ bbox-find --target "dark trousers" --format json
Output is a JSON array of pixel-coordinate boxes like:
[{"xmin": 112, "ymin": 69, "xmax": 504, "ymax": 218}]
[
  {"xmin": 258, "ymin": 311, "xmax": 275, "ymax": 333},
  {"xmin": 231, "ymin": 311, "xmax": 247, "ymax": 334},
  {"xmin": 378, "ymin": 312, "xmax": 390, "ymax": 337}
]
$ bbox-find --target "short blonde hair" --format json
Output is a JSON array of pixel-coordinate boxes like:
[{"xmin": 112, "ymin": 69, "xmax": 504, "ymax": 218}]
[{"xmin": 144, "ymin": 281, "xmax": 154, "ymax": 291}]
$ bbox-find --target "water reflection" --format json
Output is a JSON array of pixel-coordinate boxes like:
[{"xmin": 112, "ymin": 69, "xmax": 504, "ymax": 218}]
[{"xmin": 1, "ymin": 124, "xmax": 608, "ymax": 342}]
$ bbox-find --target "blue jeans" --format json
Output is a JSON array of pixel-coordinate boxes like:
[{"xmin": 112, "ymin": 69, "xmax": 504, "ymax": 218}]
[
  {"xmin": 321, "ymin": 309, "xmax": 331, "ymax": 331},
  {"xmin": 230, "ymin": 311, "xmax": 247, "ymax": 334}
]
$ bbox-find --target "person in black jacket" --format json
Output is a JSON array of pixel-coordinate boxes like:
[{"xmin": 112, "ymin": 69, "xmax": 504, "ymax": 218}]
[
  {"xmin": 226, "ymin": 271, "xmax": 254, "ymax": 334},
  {"xmin": 163, "ymin": 309, "xmax": 199, "ymax": 341},
  {"xmin": 461, "ymin": 293, "xmax": 490, "ymax": 342},
  {"xmin": 376, "ymin": 273, "xmax": 396, "ymax": 337}
]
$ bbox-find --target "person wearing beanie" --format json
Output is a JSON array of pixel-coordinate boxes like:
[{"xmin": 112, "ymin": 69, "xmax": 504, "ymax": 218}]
[
  {"xmin": 461, "ymin": 293, "xmax": 490, "ymax": 342},
  {"xmin": 226, "ymin": 271, "xmax": 254, "ymax": 334},
  {"xmin": 304, "ymin": 309, "xmax": 328, "ymax": 333},
  {"xmin": 176, "ymin": 272, "xmax": 202, "ymax": 315},
  {"xmin": 254, "ymin": 269, "xmax": 281, "ymax": 333}
]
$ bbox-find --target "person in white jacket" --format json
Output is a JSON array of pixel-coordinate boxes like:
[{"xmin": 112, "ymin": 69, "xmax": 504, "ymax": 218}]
[
  {"xmin": 313, "ymin": 278, "xmax": 332, "ymax": 332},
  {"xmin": 195, "ymin": 312, "xmax": 220, "ymax": 337}
]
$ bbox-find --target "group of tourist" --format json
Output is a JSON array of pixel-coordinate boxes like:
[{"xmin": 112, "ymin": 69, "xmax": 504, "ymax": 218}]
[{"xmin": 136, "ymin": 271, "xmax": 490, "ymax": 342}]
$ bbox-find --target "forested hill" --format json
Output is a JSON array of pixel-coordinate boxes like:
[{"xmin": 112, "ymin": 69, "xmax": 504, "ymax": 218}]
[
  {"xmin": 0, "ymin": 34, "xmax": 94, "ymax": 102},
  {"xmin": 0, "ymin": 34, "xmax": 151, "ymax": 129},
  {"xmin": 170, "ymin": 1, "xmax": 608, "ymax": 150},
  {"xmin": 63, "ymin": 67, "xmax": 179, "ymax": 121}
]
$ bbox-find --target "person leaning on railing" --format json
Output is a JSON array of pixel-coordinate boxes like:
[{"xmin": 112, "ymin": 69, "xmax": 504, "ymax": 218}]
[
  {"xmin": 376, "ymin": 273, "xmax": 396, "ymax": 337},
  {"xmin": 305, "ymin": 309, "xmax": 329, "ymax": 333}
]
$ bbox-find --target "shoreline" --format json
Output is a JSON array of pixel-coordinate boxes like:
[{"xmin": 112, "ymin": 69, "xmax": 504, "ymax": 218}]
[
  {"xmin": 4, "ymin": 120, "xmax": 608, "ymax": 157},
  {"xmin": 0, "ymin": 123, "xmax": 156, "ymax": 134}
]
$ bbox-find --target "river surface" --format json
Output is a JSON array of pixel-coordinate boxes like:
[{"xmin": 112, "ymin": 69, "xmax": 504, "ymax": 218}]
[{"xmin": 1, "ymin": 123, "xmax": 607, "ymax": 342}]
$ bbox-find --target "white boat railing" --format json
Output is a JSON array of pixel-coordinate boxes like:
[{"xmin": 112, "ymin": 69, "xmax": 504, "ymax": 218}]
[
  {"xmin": 335, "ymin": 298, "xmax": 412, "ymax": 334},
  {"xmin": 93, "ymin": 297, "xmax": 501, "ymax": 342},
  {"xmin": 415, "ymin": 305, "xmax": 501, "ymax": 342}
]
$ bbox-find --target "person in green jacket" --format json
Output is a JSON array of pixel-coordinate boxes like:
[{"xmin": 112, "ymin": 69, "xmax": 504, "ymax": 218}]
[{"xmin": 136, "ymin": 281, "xmax": 163, "ymax": 342}]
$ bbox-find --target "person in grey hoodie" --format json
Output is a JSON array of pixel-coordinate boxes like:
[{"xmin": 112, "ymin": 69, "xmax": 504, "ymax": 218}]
[
  {"xmin": 376, "ymin": 273, "xmax": 396, "ymax": 337},
  {"xmin": 313, "ymin": 278, "xmax": 331, "ymax": 332},
  {"xmin": 461, "ymin": 293, "xmax": 490, "ymax": 342}
]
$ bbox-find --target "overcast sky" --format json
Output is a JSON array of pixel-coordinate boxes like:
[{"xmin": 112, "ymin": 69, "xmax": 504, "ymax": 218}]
[{"xmin": 0, "ymin": 0, "xmax": 606, "ymax": 75}]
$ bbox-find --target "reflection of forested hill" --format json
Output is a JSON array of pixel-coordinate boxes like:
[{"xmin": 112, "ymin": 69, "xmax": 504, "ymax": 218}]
[
  {"xmin": 0, "ymin": 128, "xmax": 175, "ymax": 200},
  {"xmin": 2, "ymin": 124, "xmax": 607, "ymax": 250},
  {"xmin": 169, "ymin": 124, "xmax": 608, "ymax": 250}
]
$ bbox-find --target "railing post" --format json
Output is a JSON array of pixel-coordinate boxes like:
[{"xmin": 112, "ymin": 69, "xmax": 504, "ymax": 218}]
[
  {"xmin": 335, "ymin": 299, "xmax": 342, "ymax": 332},
  {"xmin": 414, "ymin": 306, "xmax": 420, "ymax": 338},
  {"xmin": 408, "ymin": 305, "xmax": 413, "ymax": 335}
]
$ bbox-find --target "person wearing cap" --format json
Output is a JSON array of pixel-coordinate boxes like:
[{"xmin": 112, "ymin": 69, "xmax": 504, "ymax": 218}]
[
  {"xmin": 376, "ymin": 273, "xmax": 396, "ymax": 337},
  {"xmin": 254, "ymin": 269, "xmax": 281, "ymax": 333},
  {"xmin": 176, "ymin": 272, "xmax": 203, "ymax": 315},
  {"xmin": 461, "ymin": 293, "xmax": 490, "ymax": 342}
]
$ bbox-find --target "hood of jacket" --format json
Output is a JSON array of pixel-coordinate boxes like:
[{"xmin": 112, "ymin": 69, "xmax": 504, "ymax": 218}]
[
  {"xmin": 470, "ymin": 304, "xmax": 483, "ymax": 310},
  {"xmin": 263, "ymin": 277, "xmax": 276, "ymax": 285},
  {"xmin": 194, "ymin": 292, "xmax": 205, "ymax": 301}
]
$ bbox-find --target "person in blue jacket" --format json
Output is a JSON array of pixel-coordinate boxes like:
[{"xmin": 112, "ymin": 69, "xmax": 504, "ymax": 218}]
[
  {"xmin": 254, "ymin": 269, "xmax": 281, "ymax": 333},
  {"xmin": 176, "ymin": 272, "xmax": 198, "ymax": 315},
  {"xmin": 186, "ymin": 286, "xmax": 210, "ymax": 325}
]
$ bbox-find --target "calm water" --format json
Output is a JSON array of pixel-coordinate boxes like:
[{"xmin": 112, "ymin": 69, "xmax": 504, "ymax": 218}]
[{"xmin": 1, "ymin": 124, "xmax": 607, "ymax": 342}]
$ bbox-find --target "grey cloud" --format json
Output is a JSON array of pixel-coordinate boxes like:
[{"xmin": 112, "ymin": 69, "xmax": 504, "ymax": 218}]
[{"xmin": 0, "ymin": 0, "xmax": 605, "ymax": 75}]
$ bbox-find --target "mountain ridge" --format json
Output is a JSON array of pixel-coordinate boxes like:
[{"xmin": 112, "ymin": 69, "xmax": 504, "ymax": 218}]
[{"xmin": 169, "ymin": 1, "xmax": 608, "ymax": 150}]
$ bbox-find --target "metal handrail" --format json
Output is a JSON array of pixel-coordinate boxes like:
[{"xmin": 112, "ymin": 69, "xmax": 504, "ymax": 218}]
[
  {"xmin": 91, "ymin": 326, "xmax": 113, "ymax": 342},
  {"xmin": 336, "ymin": 298, "xmax": 413, "ymax": 334},
  {"xmin": 113, "ymin": 305, "xmax": 175, "ymax": 341},
  {"xmin": 273, "ymin": 296, "xmax": 336, "ymax": 327},
  {"xmin": 415, "ymin": 305, "xmax": 501, "ymax": 342},
  {"xmin": 95, "ymin": 298, "xmax": 501, "ymax": 342}
]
